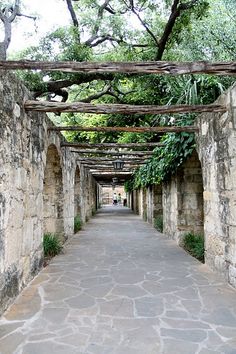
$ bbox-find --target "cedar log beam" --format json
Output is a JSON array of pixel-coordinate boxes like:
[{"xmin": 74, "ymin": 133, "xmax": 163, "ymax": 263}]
[
  {"xmin": 0, "ymin": 60, "xmax": 236, "ymax": 75},
  {"xmin": 80, "ymin": 161, "xmax": 146, "ymax": 165},
  {"xmin": 72, "ymin": 149, "xmax": 153, "ymax": 156},
  {"xmin": 62, "ymin": 142, "xmax": 164, "ymax": 148},
  {"xmin": 77, "ymin": 157, "xmax": 148, "ymax": 161},
  {"xmin": 25, "ymin": 100, "xmax": 226, "ymax": 114},
  {"xmin": 49, "ymin": 126, "xmax": 198, "ymax": 133},
  {"xmin": 83, "ymin": 163, "xmax": 144, "ymax": 169}
]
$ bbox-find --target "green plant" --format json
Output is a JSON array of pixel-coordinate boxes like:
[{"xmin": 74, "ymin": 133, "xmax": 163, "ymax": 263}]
[
  {"xmin": 143, "ymin": 210, "xmax": 147, "ymax": 221},
  {"xmin": 74, "ymin": 215, "xmax": 82, "ymax": 233},
  {"xmin": 182, "ymin": 232, "xmax": 205, "ymax": 262},
  {"xmin": 154, "ymin": 216, "xmax": 163, "ymax": 232},
  {"xmin": 92, "ymin": 207, "xmax": 96, "ymax": 216},
  {"xmin": 43, "ymin": 233, "xmax": 62, "ymax": 257}
]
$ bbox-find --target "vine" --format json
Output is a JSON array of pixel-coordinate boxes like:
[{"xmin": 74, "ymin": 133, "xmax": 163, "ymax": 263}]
[{"xmin": 125, "ymin": 130, "xmax": 196, "ymax": 192}]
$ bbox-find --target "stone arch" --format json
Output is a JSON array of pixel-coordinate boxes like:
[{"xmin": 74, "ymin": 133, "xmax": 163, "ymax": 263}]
[
  {"xmin": 74, "ymin": 166, "xmax": 81, "ymax": 218},
  {"xmin": 43, "ymin": 144, "xmax": 64, "ymax": 238}
]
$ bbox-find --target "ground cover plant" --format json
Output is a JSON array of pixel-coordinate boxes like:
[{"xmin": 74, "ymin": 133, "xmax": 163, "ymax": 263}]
[
  {"xmin": 154, "ymin": 216, "xmax": 163, "ymax": 232},
  {"xmin": 43, "ymin": 233, "xmax": 63, "ymax": 258},
  {"xmin": 182, "ymin": 232, "xmax": 204, "ymax": 262},
  {"xmin": 74, "ymin": 215, "xmax": 82, "ymax": 233}
]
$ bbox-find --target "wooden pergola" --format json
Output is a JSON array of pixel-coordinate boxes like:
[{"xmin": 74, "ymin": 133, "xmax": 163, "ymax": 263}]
[{"xmin": 2, "ymin": 59, "xmax": 233, "ymax": 184}]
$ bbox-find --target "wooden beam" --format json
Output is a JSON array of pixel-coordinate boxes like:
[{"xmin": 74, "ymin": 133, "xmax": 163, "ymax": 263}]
[
  {"xmin": 25, "ymin": 100, "xmax": 225, "ymax": 114},
  {"xmin": 77, "ymin": 157, "xmax": 148, "ymax": 162},
  {"xmin": 91, "ymin": 171, "xmax": 132, "ymax": 175},
  {"xmin": 62, "ymin": 142, "xmax": 164, "ymax": 148},
  {"xmin": 72, "ymin": 149, "xmax": 153, "ymax": 156},
  {"xmin": 80, "ymin": 161, "xmax": 146, "ymax": 165},
  {"xmin": 49, "ymin": 126, "xmax": 198, "ymax": 133},
  {"xmin": 1, "ymin": 60, "xmax": 236, "ymax": 75},
  {"xmin": 87, "ymin": 167, "xmax": 135, "ymax": 171},
  {"xmin": 82, "ymin": 164, "xmax": 143, "ymax": 168}
]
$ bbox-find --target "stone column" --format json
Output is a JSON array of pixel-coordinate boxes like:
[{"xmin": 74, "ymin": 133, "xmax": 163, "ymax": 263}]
[
  {"xmin": 152, "ymin": 184, "xmax": 163, "ymax": 227},
  {"xmin": 163, "ymin": 150, "xmax": 204, "ymax": 244}
]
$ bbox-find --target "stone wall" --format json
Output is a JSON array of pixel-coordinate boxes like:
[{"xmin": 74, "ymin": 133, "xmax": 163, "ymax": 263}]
[
  {"xmin": 0, "ymin": 72, "xmax": 98, "ymax": 314},
  {"xmin": 130, "ymin": 84, "xmax": 236, "ymax": 288},
  {"xmin": 163, "ymin": 150, "xmax": 204, "ymax": 243},
  {"xmin": 196, "ymin": 83, "xmax": 236, "ymax": 286}
]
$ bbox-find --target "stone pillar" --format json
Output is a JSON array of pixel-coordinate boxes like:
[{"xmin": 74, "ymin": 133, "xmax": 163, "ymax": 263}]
[
  {"xmin": 196, "ymin": 83, "xmax": 236, "ymax": 285},
  {"xmin": 43, "ymin": 144, "xmax": 64, "ymax": 239},
  {"xmin": 152, "ymin": 184, "xmax": 163, "ymax": 226},
  {"xmin": 140, "ymin": 187, "xmax": 147, "ymax": 221},
  {"xmin": 133, "ymin": 189, "xmax": 140, "ymax": 214},
  {"xmin": 163, "ymin": 150, "xmax": 204, "ymax": 244},
  {"xmin": 177, "ymin": 150, "xmax": 204, "ymax": 240},
  {"xmin": 146, "ymin": 185, "xmax": 153, "ymax": 224},
  {"xmin": 163, "ymin": 178, "xmax": 178, "ymax": 239},
  {"xmin": 74, "ymin": 166, "xmax": 81, "ymax": 217}
]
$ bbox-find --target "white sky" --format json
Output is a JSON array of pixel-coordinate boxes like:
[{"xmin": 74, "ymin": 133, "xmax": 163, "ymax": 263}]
[{"xmin": 9, "ymin": 0, "xmax": 71, "ymax": 53}]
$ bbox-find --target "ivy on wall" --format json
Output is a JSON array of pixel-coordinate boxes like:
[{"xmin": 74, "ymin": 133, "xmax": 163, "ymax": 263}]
[{"xmin": 124, "ymin": 130, "xmax": 196, "ymax": 192}]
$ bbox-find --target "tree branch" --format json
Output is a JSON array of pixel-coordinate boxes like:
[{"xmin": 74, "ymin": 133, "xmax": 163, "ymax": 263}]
[
  {"xmin": 65, "ymin": 0, "xmax": 79, "ymax": 27},
  {"xmin": 85, "ymin": 0, "xmax": 113, "ymax": 46},
  {"xmin": 33, "ymin": 73, "xmax": 114, "ymax": 99},
  {"xmin": 155, "ymin": 0, "xmax": 201, "ymax": 60},
  {"xmin": 79, "ymin": 85, "xmax": 119, "ymax": 103},
  {"xmin": 127, "ymin": 0, "xmax": 159, "ymax": 46},
  {"xmin": 156, "ymin": 0, "xmax": 180, "ymax": 60}
]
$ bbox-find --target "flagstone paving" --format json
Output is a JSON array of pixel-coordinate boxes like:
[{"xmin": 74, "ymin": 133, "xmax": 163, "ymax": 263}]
[{"xmin": 1, "ymin": 206, "xmax": 236, "ymax": 354}]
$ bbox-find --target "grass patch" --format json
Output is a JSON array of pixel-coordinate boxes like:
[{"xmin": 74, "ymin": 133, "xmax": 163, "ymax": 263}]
[
  {"xmin": 43, "ymin": 233, "xmax": 62, "ymax": 258},
  {"xmin": 182, "ymin": 232, "xmax": 204, "ymax": 263},
  {"xmin": 154, "ymin": 216, "xmax": 163, "ymax": 232},
  {"xmin": 74, "ymin": 215, "xmax": 82, "ymax": 233}
]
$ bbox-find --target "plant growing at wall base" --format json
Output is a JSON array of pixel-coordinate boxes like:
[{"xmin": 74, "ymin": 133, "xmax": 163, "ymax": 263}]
[
  {"xmin": 43, "ymin": 233, "xmax": 62, "ymax": 257},
  {"xmin": 92, "ymin": 207, "xmax": 96, "ymax": 216},
  {"xmin": 154, "ymin": 216, "xmax": 163, "ymax": 232},
  {"xmin": 182, "ymin": 232, "xmax": 204, "ymax": 263},
  {"xmin": 74, "ymin": 215, "xmax": 82, "ymax": 233}
]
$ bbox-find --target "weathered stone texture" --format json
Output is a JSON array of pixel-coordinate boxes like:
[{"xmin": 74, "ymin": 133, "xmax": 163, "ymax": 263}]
[
  {"xmin": 163, "ymin": 177, "xmax": 178, "ymax": 239},
  {"xmin": 0, "ymin": 72, "xmax": 98, "ymax": 314},
  {"xmin": 162, "ymin": 150, "xmax": 204, "ymax": 244},
  {"xmin": 196, "ymin": 83, "xmax": 236, "ymax": 284}
]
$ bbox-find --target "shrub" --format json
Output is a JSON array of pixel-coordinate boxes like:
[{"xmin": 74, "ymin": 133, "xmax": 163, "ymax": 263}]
[
  {"xmin": 143, "ymin": 210, "xmax": 147, "ymax": 221},
  {"xmin": 154, "ymin": 216, "xmax": 163, "ymax": 232},
  {"xmin": 182, "ymin": 232, "xmax": 204, "ymax": 263},
  {"xmin": 92, "ymin": 207, "xmax": 96, "ymax": 216},
  {"xmin": 74, "ymin": 215, "xmax": 82, "ymax": 233},
  {"xmin": 43, "ymin": 233, "xmax": 62, "ymax": 257}
]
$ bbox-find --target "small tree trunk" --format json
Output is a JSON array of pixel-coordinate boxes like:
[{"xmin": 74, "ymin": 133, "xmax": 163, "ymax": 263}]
[{"xmin": 0, "ymin": 42, "xmax": 7, "ymax": 60}]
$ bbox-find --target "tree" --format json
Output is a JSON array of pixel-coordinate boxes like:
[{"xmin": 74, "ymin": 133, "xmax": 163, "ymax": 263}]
[
  {"xmin": 0, "ymin": 0, "xmax": 20, "ymax": 59},
  {"xmin": 7, "ymin": 0, "xmax": 235, "ymax": 183},
  {"xmin": 0, "ymin": 0, "xmax": 36, "ymax": 59},
  {"xmin": 15, "ymin": 0, "xmax": 210, "ymax": 100}
]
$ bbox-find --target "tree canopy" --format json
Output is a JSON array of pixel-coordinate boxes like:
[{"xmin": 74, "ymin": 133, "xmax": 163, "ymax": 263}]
[{"xmin": 1, "ymin": 0, "xmax": 235, "ymax": 187}]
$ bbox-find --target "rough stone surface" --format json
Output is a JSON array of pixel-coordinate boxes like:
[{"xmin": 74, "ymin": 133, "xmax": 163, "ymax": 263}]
[
  {"xmin": 0, "ymin": 72, "xmax": 97, "ymax": 315},
  {"xmin": 163, "ymin": 150, "xmax": 204, "ymax": 243},
  {"xmin": 196, "ymin": 83, "xmax": 236, "ymax": 285},
  {"xmin": 1, "ymin": 206, "xmax": 236, "ymax": 353},
  {"xmin": 130, "ymin": 84, "xmax": 236, "ymax": 288}
]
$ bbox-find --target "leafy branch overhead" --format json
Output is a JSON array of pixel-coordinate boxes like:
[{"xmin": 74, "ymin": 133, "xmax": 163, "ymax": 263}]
[
  {"xmin": 13, "ymin": 0, "xmax": 212, "ymax": 100},
  {"xmin": 1, "ymin": 0, "xmax": 235, "ymax": 188}
]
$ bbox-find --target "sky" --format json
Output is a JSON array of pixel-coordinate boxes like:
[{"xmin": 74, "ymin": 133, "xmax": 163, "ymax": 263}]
[{"xmin": 9, "ymin": 0, "xmax": 71, "ymax": 53}]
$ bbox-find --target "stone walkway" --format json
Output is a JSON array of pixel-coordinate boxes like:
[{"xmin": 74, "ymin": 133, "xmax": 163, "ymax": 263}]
[{"xmin": 1, "ymin": 206, "xmax": 236, "ymax": 354}]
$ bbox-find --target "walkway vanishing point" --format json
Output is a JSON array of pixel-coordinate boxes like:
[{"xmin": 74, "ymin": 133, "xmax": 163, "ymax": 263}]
[{"xmin": 1, "ymin": 206, "xmax": 236, "ymax": 354}]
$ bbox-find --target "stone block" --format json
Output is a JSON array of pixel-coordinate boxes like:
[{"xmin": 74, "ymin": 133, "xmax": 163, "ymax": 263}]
[{"xmin": 229, "ymin": 265, "xmax": 236, "ymax": 287}]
